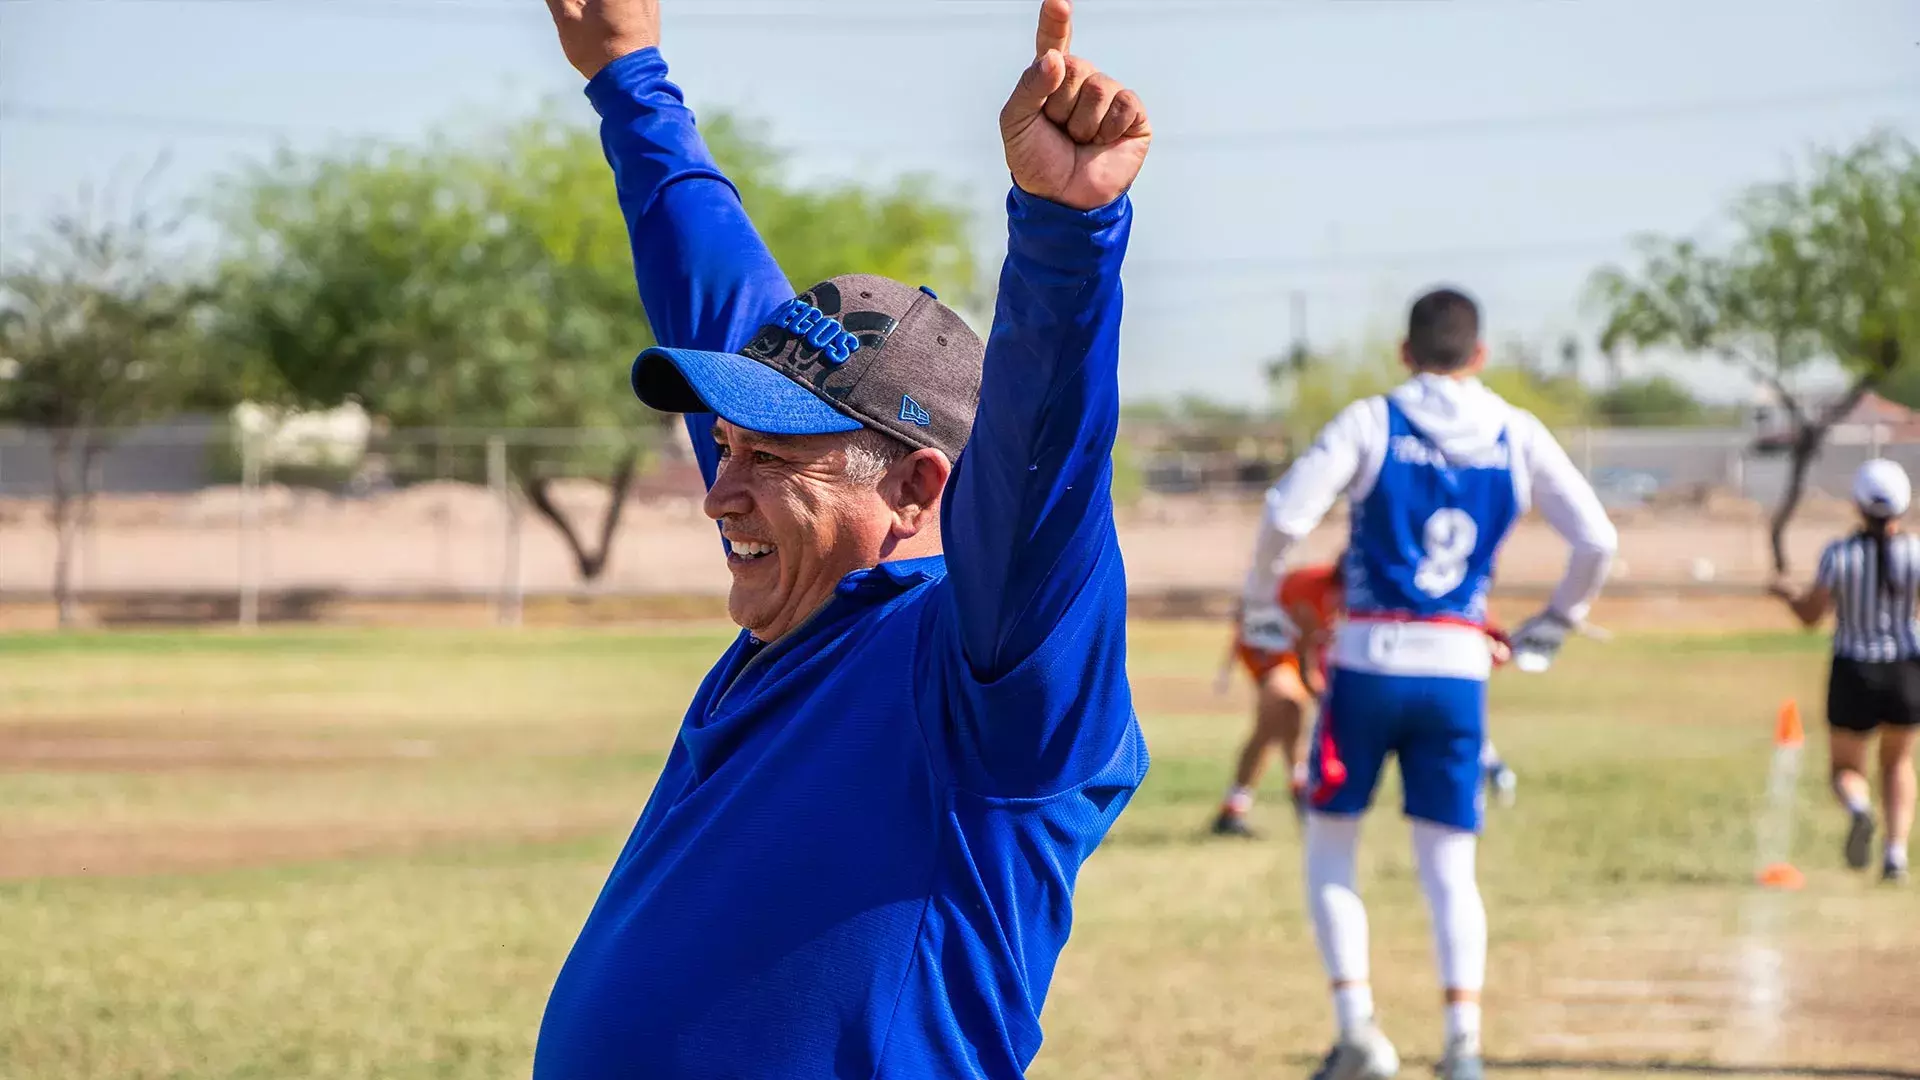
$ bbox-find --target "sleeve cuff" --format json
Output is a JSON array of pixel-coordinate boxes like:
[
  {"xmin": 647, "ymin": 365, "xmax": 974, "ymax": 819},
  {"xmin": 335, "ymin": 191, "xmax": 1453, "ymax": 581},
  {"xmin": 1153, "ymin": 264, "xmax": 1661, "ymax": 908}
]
[
  {"xmin": 1006, "ymin": 184, "xmax": 1130, "ymax": 227},
  {"xmin": 583, "ymin": 46, "xmax": 668, "ymax": 118},
  {"xmin": 1005, "ymin": 185, "xmax": 1131, "ymax": 265}
]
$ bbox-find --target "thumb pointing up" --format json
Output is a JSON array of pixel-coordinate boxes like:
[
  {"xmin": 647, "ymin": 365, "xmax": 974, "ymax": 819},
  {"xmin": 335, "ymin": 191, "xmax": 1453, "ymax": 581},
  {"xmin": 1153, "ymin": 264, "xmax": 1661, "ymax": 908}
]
[
  {"xmin": 997, "ymin": 0, "xmax": 1151, "ymax": 212},
  {"xmin": 1001, "ymin": 49, "xmax": 1069, "ymax": 135}
]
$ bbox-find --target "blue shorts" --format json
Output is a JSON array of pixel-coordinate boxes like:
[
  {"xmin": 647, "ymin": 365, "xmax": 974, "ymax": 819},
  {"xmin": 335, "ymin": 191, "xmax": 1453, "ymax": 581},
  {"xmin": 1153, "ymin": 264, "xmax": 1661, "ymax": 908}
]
[{"xmin": 1308, "ymin": 666, "xmax": 1487, "ymax": 832}]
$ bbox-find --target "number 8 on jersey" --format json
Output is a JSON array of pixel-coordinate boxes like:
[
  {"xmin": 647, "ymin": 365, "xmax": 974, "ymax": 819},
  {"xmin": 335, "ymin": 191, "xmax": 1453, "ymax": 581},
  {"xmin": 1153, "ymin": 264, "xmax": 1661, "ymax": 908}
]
[
  {"xmin": 1345, "ymin": 403, "xmax": 1519, "ymax": 625},
  {"xmin": 1415, "ymin": 509, "xmax": 1479, "ymax": 598}
]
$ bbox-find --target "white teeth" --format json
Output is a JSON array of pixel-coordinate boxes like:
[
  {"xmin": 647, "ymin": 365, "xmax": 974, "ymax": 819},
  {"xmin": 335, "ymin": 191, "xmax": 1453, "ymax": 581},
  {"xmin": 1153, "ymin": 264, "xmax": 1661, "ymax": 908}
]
[{"xmin": 732, "ymin": 541, "xmax": 774, "ymax": 558}]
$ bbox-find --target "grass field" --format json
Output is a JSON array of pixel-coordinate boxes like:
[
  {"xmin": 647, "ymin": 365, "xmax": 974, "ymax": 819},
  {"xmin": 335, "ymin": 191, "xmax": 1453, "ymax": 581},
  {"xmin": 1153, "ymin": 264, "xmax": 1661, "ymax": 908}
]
[{"xmin": 3, "ymin": 621, "xmax": 1917, "ymax": 1080}]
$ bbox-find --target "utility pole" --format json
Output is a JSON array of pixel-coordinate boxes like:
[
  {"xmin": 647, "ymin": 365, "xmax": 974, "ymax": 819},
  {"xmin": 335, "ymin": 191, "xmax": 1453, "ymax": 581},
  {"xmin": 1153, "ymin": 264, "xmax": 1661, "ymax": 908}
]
[{"xmin": 1288, "ymin": 290, "xmax": 1309, "ymax": 372}]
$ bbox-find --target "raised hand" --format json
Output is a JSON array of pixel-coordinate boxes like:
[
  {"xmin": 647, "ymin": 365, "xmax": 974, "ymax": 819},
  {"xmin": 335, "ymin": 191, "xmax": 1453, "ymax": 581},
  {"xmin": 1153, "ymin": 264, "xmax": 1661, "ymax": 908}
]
[
  {"xmin": 999, "ymin": 0, "xmax": 1152, "ymax": 211},
  {"xmin": 543, "ymin": 0, "xmax": 660, "ymax": 80}
]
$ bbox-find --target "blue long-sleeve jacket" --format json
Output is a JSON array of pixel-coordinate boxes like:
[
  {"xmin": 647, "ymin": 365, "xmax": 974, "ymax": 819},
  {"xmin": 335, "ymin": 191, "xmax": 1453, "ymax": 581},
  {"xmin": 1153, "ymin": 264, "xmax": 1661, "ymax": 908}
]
[{"xmin": 533, "ymin": 48, "xmax": 1147, "ymax": 1080}]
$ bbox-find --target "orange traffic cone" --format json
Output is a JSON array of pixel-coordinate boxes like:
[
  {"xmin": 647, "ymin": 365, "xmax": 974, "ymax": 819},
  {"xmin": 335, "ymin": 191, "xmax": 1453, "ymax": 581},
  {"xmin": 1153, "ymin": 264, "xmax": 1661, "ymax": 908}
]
[
  {"xmin": 1757, "ymin": 862, "xmax": 1806, "ymax": 889},
  {"xmin": 1774, "ymin": 699, "xmax": 1804, "ymax": 749},
  {"xmin": 1757, "ymin": 699, "xmax": 1806, "ymax": 889}
]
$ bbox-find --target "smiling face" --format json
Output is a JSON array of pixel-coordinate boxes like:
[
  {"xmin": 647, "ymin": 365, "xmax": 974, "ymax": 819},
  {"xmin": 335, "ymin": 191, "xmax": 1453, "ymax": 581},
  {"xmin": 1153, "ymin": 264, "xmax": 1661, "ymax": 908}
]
[{"xmin": 703, "ymin": 419, "xmax": 950, "ymax": 643}]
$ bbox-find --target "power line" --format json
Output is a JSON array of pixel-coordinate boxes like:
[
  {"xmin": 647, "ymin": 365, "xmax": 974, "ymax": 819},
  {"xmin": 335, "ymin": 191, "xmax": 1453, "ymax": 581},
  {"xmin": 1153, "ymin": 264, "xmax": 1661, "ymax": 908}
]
[
  {"xmin": 1166, "ymin": 83, "xmax": 1920, "ymax": 150},
  {"xmin": 0, "ymin": 103, "xmax": 313, "ymax": 141},
  {"xmin": 1129, "ymin": 236, "xmax": 1629, "ymax": 279},
  {"xmin": 1118, "ymin": 241, "xmax": 1630, "ymax": 315},
  {"xmin": 40, "ymin": 0, "xmax": 1536, "ymax": 25},
  {"xmin": 6, "ymin": 82, "xmax": 1913, "ymax": 153}
]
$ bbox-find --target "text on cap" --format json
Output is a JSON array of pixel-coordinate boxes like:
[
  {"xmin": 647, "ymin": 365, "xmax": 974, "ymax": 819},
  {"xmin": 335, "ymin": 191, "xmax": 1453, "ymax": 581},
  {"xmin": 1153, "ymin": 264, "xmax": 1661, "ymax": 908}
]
[{"xmin": 771, "ymin": 298, "xmax": 861, "ymax": 365}]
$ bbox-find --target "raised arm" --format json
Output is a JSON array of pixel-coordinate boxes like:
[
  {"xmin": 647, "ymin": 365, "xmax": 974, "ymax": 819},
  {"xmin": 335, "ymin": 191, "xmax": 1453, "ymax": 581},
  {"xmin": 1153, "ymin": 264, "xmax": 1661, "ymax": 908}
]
[
  {"xmin": 944, "ymin": 0, "xmax": 1150, "ymax": 676},
  {"xmin": 546, "ymin": 0, "xmax": 793, "ymax": 487},
  {"xmin": 935, "ymin": 0, "xmax": 1151, "ymax": 794}
]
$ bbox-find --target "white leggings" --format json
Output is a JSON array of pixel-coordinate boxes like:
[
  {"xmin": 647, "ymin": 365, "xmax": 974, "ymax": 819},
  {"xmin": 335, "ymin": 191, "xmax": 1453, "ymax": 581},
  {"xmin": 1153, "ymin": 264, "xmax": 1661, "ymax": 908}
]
[{"xmin": 1304, "ymin": 813, "xmax": 1487, "ymax": 992}]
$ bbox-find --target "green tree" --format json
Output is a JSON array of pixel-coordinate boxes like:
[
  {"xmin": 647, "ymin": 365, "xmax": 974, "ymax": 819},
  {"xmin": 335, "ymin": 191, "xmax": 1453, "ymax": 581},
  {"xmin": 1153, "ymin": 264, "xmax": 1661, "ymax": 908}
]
[
  {"xmin": 1874, "ymin": 363, "xmax": 1920, "ymax": 411},
  {"xmin": 1269, "ymin": 342, "xmax": 1402, "ymax": 451},
  {"xmin": 1480, "ymin": 366, "xmax": 1590, "ymax": 432},
  {"xmin": 1119, "ymin": 394, "xmax": 1262, "ymax": 425},
  {"xmin": 0, "ymin": 203, "xmax": 215, "ymax": 626},
  {"xmin": 1591, "ymin": 375, "xmax": 1710, "ymax": 427},
  {"xmin": 1588, "ymin": 129, "xmax": 1920, "ymax": 573},
  {"xmin": 1270, "ymin": 341, "xmax": 1588, "ymax": 452},
  {"xmin": 211, "ymin": 110, "xmax": 980, "ymax": 582}
]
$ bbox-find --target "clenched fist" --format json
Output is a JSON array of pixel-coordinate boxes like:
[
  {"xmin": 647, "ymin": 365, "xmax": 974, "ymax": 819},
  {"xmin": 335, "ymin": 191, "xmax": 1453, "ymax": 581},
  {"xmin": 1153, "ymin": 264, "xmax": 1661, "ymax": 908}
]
[
  {"xmin": 999, "ymin": 0, "xmax": 1152, "ymax": 211},
  {"xmin": 543, "ymin": 0, "xmax": 660, "ymax": 80}
]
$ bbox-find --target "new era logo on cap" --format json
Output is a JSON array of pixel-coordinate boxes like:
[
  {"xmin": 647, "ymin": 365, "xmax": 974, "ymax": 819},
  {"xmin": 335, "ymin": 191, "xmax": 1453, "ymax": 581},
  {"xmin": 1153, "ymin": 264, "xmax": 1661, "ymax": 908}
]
[{"xmin": 899, "ymin": 395, "xmax": 932, "ymax": 427}]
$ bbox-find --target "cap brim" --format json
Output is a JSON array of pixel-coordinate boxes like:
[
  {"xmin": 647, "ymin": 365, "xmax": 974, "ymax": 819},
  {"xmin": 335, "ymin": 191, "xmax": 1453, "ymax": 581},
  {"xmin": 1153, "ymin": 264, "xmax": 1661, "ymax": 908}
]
[{"xmin": 631, "ymin": 347, "xmax": 863, "ymax": 437}]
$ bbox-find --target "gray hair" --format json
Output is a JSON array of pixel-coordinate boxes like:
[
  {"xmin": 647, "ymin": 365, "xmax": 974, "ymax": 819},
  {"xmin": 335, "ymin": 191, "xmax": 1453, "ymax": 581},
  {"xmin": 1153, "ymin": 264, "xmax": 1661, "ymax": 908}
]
[{"xmin": 841, "ymin": 428, "xmax": 913, "ymax": 484}]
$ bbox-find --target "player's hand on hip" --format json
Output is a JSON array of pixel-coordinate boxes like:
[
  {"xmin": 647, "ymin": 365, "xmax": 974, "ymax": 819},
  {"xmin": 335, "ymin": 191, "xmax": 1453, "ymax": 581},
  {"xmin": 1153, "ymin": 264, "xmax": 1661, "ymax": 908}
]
[
  {"xmin": 1509, "ymin": 609, "xmax": 1572, "ymax": 668},
  {"xmin": 543, "ymin": 0, "xmax": 660, "ymax": 80},
  {"xmin": 999, "ymin": 0, "xmax": 1152, "ymax": 211}
]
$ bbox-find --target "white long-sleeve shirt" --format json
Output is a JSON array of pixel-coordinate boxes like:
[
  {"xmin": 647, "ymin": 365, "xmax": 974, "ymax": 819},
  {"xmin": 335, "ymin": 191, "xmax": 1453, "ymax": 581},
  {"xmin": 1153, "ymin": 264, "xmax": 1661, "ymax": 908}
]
[{"xmin": 1243, "ymin": 374, "xmax": 1618, "ymax": 638}]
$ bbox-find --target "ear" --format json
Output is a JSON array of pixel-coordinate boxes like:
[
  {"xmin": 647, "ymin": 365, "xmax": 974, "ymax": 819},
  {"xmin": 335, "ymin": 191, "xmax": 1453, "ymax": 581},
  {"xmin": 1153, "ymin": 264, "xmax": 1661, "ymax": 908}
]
[
  {"xmin": 882, "ymin": 448, "xmax": 953, "ymax": 538},
  {"xmin": 1400, "ymin": 340, "xmax": 1416, "ymax": 373},
  {"xmin": 1464, "ymin": 341, "xmax": 1491, "ymax": 376}
]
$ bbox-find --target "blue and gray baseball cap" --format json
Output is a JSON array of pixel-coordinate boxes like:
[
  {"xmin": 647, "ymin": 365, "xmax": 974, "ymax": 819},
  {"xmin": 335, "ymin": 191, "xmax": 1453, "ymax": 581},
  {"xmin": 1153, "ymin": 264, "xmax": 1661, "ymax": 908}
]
[{"xmin": 631, "ymin": 274, "xmax": 985, "ymax": 460}]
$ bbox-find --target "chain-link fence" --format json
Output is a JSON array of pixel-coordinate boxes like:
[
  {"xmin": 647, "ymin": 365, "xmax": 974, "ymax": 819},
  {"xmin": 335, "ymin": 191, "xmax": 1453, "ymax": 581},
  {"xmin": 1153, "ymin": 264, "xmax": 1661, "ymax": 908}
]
[
  {"xmin": 2, "ymin": 416, "xmax": 1910, "ymax": 625},
  {"xmin": 0, "ymin": 417, "xmax": 707, "ymax": 625}
]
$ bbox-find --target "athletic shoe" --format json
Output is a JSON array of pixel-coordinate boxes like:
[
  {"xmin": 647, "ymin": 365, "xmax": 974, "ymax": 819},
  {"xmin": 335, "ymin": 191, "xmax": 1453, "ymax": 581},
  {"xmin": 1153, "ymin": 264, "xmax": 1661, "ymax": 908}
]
[
  {"xmin": 1884, "ymin": 860, "xmax": 1910, "ymax": 885},
  {"xmin": 1307, "ymin": 1025, "xmax": 1400, "ymax": 1080},
  {"xmin": 1845, "ymin": 810, "xmax": 1875, "ymax": 870},
  {"xmin": 1485, "ymin": 761, "xmax": 1517, "ymax": 808},
  {"xmin": 1435, "ymin": 1036, "xmax": 1483, "ymax": 1080},
  {"xmin": 1210, "ymin": 810, "xmax": 1257, "ymax": 839}
]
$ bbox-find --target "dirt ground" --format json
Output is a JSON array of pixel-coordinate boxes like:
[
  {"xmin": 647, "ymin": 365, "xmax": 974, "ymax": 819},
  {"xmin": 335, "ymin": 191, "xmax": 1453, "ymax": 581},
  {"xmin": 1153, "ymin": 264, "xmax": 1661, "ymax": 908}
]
[
  {"xmin": 0, "ymin": 721, "xmax": 440, "ymax": 771},
  {"xmin": 0, "ymin": 719, "xmax": 614, "ymax": 880},
  {"xmin": 0, "ymin": 820, "xmax": 613, "ymax": 881},
  {"xmin": 0, "ymin": 482, "xmax": 1866, "ymax": 637},
  {"xmin": 0, "ymin": 482, "xmax": 1862, "ymax": 598},
  {"xmin": 0, "ymin": 590, "xmax": 1805, "ymax": 635}
]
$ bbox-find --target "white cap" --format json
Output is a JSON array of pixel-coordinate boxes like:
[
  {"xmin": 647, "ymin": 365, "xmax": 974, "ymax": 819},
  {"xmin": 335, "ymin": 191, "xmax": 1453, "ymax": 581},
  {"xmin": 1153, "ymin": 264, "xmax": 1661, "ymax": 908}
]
[{"xmin": 1853, "ymin": 458, "xmax": 1912, "ymax": 519}]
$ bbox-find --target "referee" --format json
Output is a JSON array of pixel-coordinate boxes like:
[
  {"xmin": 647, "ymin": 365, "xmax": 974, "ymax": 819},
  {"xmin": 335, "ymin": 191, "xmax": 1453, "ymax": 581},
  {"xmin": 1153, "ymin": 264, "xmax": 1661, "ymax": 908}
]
[{"xmin": 1772, "ymin": 458, "xmax": 1919, "ymax": 884}]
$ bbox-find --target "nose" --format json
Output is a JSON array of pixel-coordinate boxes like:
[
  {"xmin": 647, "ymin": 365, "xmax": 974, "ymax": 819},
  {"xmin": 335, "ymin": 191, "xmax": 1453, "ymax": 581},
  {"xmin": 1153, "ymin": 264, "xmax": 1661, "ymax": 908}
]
[{"xmin": 704, "ymin": 454, "xmax": 752, "ymax": 523}]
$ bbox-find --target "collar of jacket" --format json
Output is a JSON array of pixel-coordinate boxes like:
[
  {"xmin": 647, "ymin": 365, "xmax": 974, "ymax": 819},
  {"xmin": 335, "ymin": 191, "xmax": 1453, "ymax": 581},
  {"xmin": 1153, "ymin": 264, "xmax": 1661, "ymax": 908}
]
[
  {"xmin": 743, "ymin": 554, "xmax": 950, "ymax": 645},
  {"xmin": 841, "ymin": 554, "xmax": 947, "ymax": 596}
]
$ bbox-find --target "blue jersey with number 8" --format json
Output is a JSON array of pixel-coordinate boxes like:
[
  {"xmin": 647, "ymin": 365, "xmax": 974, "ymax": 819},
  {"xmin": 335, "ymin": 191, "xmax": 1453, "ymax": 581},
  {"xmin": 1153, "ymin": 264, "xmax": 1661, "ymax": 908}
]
[{"xmin": 1342, "ymin": 400, "xmax": 1519, "ymax": 624}]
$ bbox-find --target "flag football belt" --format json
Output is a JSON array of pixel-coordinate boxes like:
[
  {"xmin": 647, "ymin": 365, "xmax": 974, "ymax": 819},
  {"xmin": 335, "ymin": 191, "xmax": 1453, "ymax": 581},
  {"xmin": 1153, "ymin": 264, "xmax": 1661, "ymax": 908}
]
[{"xmin": 1311, "ymin": 612, "xmax": 1513, "ymax": 808}]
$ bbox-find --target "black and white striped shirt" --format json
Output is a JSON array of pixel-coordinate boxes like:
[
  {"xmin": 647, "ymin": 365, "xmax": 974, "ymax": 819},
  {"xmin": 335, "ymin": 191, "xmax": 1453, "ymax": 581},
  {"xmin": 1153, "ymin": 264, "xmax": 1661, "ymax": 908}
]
[{"xmin": 1817, "ymin": 532, "xmax": 1920, "ymax": 661}]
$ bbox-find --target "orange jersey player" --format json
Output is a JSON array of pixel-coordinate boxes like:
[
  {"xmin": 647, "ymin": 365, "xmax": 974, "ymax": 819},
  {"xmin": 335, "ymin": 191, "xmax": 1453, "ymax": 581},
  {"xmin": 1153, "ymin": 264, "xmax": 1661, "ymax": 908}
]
[
  {"xmin": 1279, "ymin": 562, "xmax": 1344, "ymax": 692},
  {"xmin": 1213, "ymin": 558, "xmax": 1346, "ymax": 837},
  {"xmin": 1232, "ymin": 562, "xmax": 1345, "ymax": 689}
]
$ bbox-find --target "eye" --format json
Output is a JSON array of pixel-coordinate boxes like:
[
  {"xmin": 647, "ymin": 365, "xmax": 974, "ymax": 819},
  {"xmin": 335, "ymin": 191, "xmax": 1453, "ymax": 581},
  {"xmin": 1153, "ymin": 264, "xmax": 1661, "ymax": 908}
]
[
  {"xmin": 713, "ymin": 441, "xmax": 731, "ymax": 460},
  {"xmin": 751, "ymin": 450, "xmax": 783, "ymax": 466}
]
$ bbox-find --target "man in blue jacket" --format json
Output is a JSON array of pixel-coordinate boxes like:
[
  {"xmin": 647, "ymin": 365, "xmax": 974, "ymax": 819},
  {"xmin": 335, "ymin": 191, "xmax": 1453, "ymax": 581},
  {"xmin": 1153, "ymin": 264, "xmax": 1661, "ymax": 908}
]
[{"xmin": 532, "ymin": 1, "xmax": 1151, "ymax": 1075}]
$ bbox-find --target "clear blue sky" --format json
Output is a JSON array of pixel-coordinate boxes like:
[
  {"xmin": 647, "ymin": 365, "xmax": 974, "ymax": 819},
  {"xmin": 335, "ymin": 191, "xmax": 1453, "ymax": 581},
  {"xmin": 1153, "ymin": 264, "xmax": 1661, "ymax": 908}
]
[{"xmin": 3, "ymin": 0, "xmax": 1916, "ymax": 404}]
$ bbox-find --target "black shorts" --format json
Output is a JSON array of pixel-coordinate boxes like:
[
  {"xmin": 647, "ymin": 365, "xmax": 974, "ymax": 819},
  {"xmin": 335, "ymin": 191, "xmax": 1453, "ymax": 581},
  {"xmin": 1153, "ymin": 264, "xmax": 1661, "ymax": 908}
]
[{"xmin": 1827, "ymin": 657, "xmax": 1920, "ymax": 733}]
